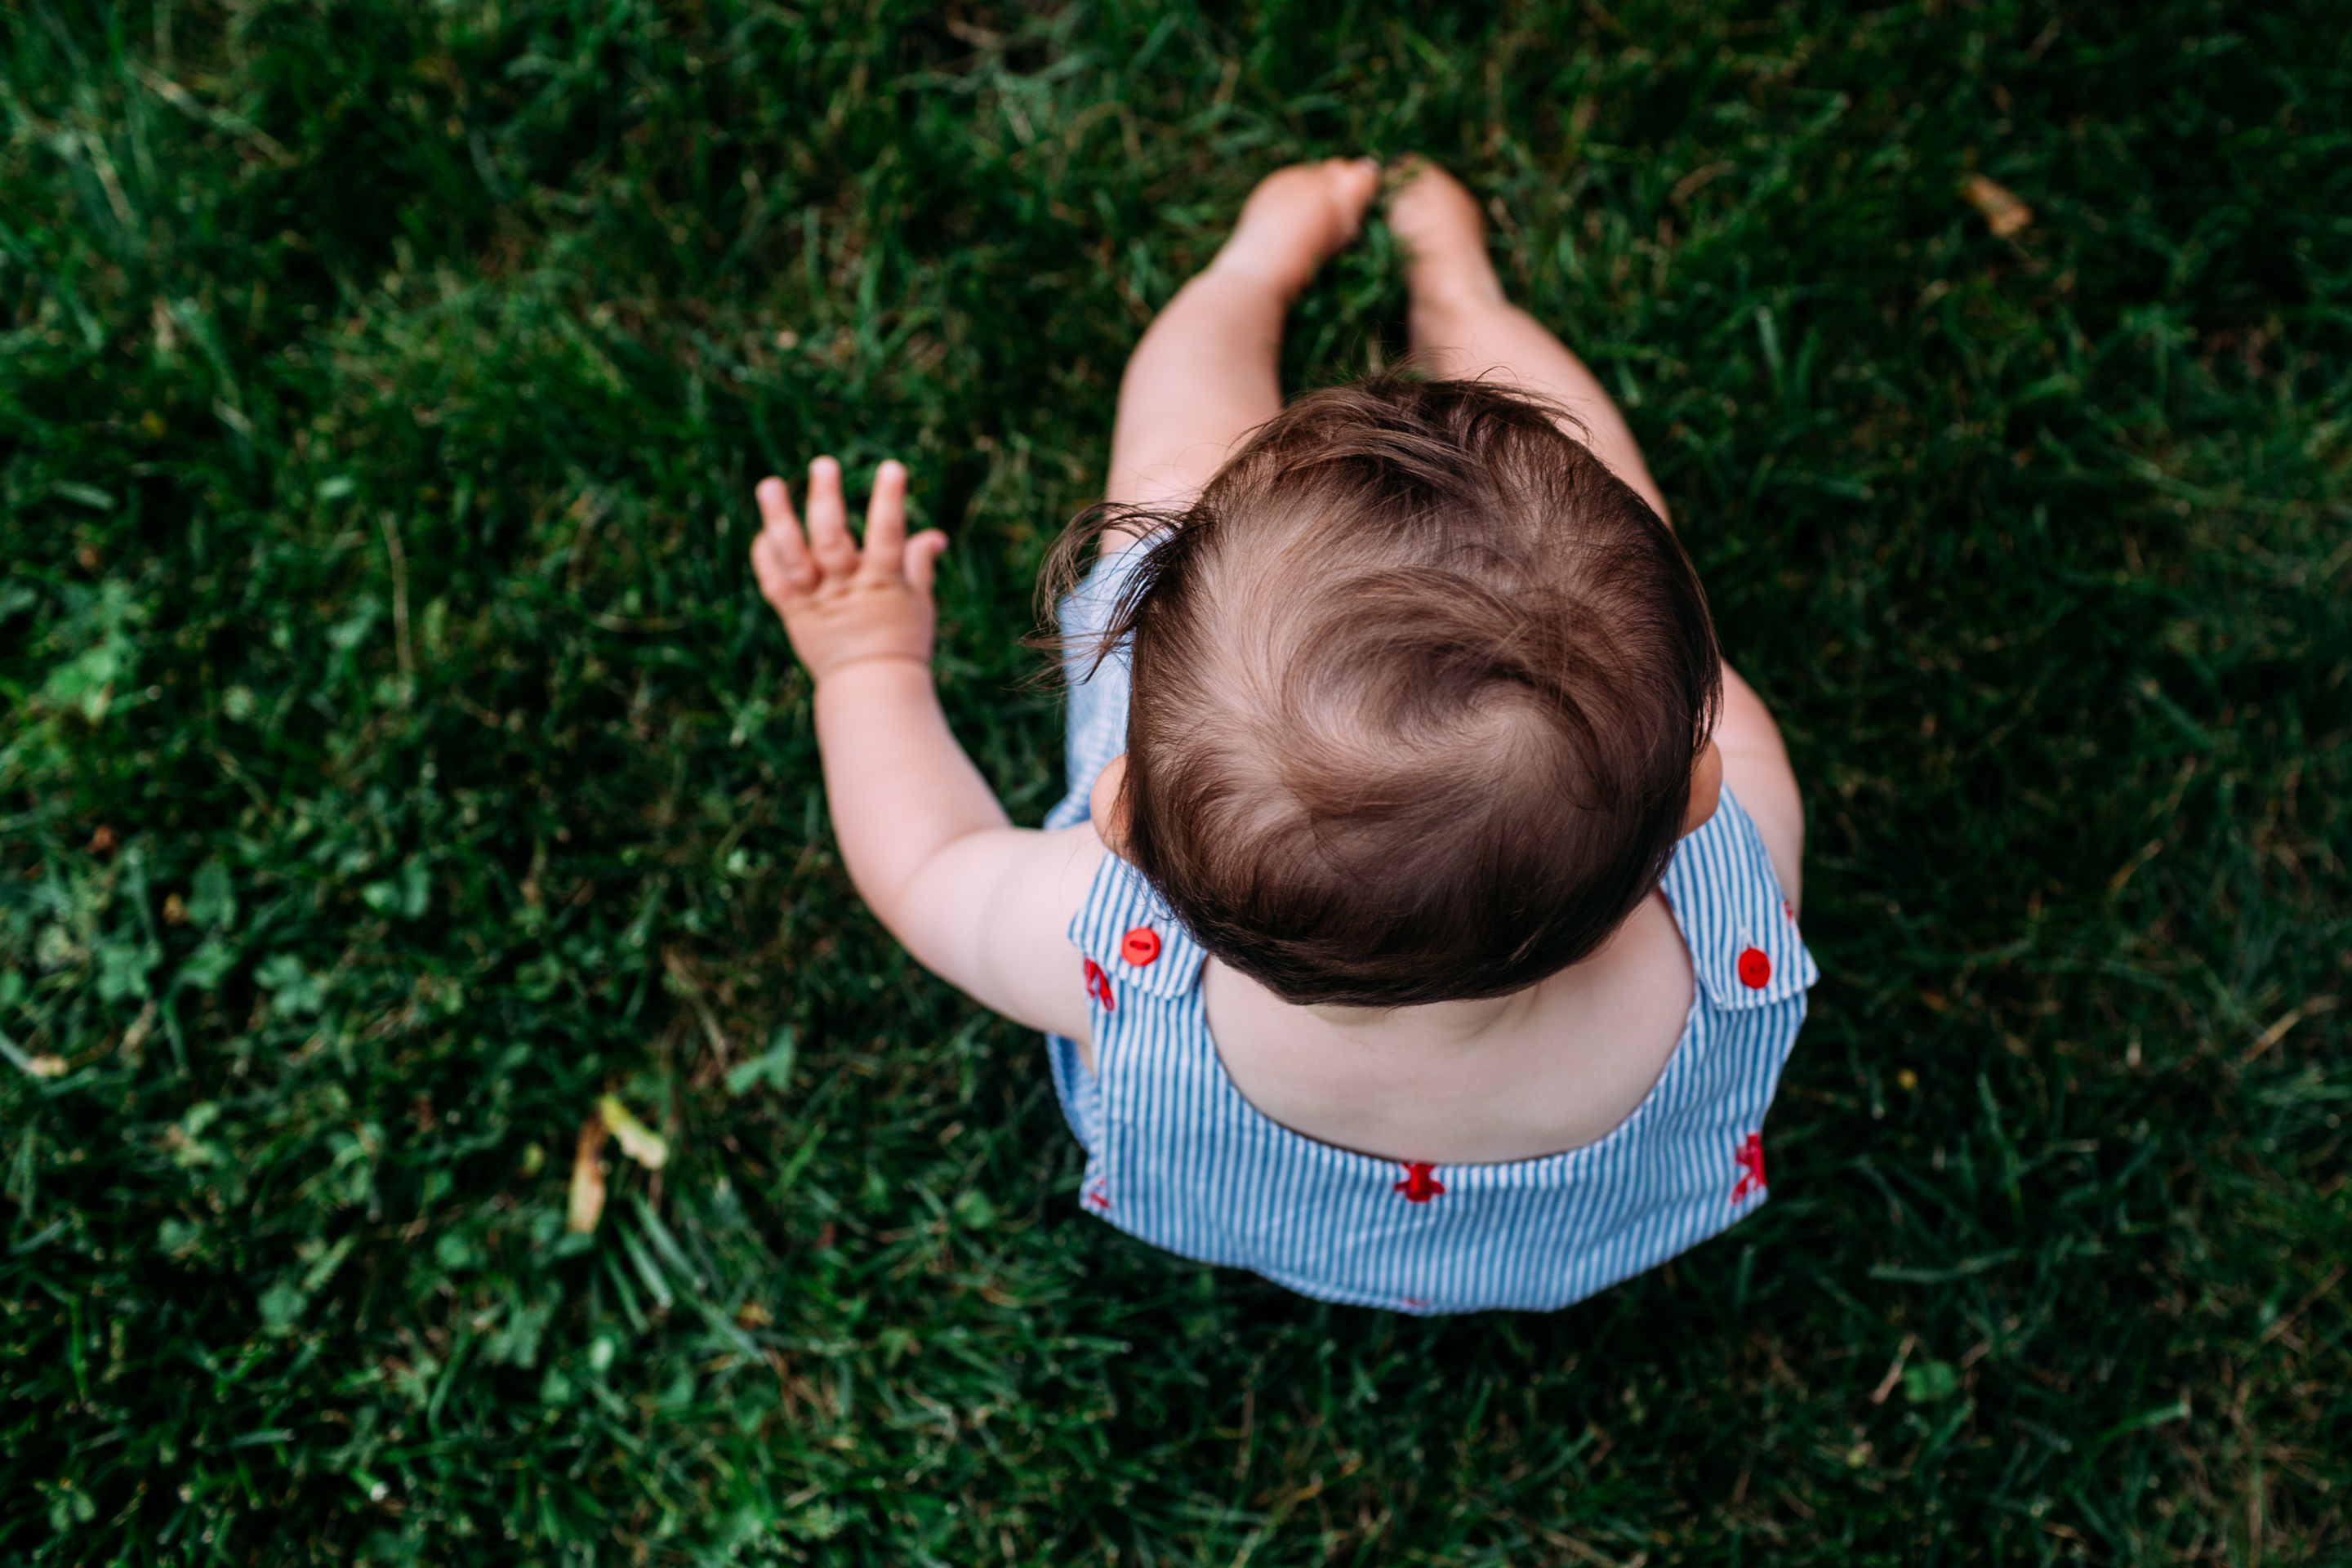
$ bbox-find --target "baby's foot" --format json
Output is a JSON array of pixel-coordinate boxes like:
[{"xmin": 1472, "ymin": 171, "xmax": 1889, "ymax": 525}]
[
  {"xmin": 1209, "ymin": 157, "xmax": 1383, "ymax": 298},
  {"xmin": 1386, "ymin": 157, "xmax": 1506, "ymax": 321}
]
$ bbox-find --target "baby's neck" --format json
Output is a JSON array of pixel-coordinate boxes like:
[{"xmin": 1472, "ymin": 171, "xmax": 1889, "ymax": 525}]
[
  {"xmin": 1197, "ymin": 891, "xmax": 1695, "ymax": 1165},
  {"xmin": 1300, "ymin": 989, "xmax": 1536, "ymax": 1053}
]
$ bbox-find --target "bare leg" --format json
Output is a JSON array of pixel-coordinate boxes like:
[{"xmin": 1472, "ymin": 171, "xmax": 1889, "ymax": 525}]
[
  {"xmin": 1386, "ymin": 159, "xmax": 1673, "ymax": 525},
  {"xmin": 1102, "ymin": 158, "xmax": 1383, "ymax": 540}
]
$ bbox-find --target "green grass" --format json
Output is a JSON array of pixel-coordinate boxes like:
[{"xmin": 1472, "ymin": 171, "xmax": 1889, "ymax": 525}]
[{"xmin": 2, "ymin": 0, "xmax": 2347, "ymax": 1561}]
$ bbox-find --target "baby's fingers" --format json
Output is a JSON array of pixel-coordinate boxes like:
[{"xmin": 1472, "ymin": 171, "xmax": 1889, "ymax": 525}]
[
  {"xmin": 803, "ymin": 457, "xmax": 860, "ymax": 577},
  {"xmin": 856, "ymin": 461, "xmax": 910, "ymax": 582},
  {"xmin": 903, "ymin": 529, "xmax": 949, "ymax": 596},
  {"xmin": 754, "ymin": 474, "xmax": 801, "ymax": 537},
  {"xmin": 751, "ymin": 477, "xmax": 818, "ymax": 602}
]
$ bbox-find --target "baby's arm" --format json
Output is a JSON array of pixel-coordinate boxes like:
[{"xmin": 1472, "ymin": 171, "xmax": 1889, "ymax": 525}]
[
  {"xmin": 750, "ymin": 459, "xmax": 1102, "ymax": 1041},
  {"xmin": 1715, "ymin": 665, "xmax": 1803, "ymax": 913}
]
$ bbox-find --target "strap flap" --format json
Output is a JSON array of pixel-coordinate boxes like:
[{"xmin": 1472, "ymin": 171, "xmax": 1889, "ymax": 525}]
[
  {"xmin": 1659, "ymin": 787, "xmax": 1820, "ymax": 1010},
  {"xmin": 1068, "ymin": 854, "xmax": 1210, "ymax": 1002}
]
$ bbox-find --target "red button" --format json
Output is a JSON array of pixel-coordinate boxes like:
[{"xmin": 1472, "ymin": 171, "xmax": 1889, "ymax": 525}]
[
  {"xmin": 1120, "ymin": 926, "xmax": 1161, "ymax": 966},
  {"xmin": 1737, "ymin": 947, "xmax": 1771, "ymax": 989}
]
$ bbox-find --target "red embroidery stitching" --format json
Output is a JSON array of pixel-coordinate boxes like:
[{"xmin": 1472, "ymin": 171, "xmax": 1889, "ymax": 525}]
[
  {"xmin": 1083, "ymin": 1176, "xmax": 1111, "ymax": 1213},
  {"xmin": 1731, "ymin": 1133, "xmax": 1767, "ymax": 1202},
  {"xmin": 1394, "ymin": 1162, "xmax": 1446, "ymax": 1202},
  {"xmin": 1082, "ymin": 957, "xmax": 1115, "ymax": 1011}
]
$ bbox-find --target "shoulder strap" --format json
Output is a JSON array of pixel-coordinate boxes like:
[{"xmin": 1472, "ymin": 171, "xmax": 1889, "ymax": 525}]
[
  {"xmin": 1067, "ymin": 853, "xmax": 1211, "ymax": 1001},
  {"xmin": 1659, "ymin": 786, "xmax": 1819, "ymax": 1009}
]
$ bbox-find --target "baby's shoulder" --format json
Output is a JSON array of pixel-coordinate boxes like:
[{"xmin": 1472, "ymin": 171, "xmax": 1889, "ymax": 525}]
[{"xmin": 901, "ymin": 822, "xmax": 1108, "ymax": 1043}]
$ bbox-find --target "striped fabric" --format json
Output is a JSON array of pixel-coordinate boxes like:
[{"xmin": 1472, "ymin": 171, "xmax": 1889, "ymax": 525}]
[{"xmin": 1041, "ymin": 549, "xmax": 1817, "ymax": 1314}]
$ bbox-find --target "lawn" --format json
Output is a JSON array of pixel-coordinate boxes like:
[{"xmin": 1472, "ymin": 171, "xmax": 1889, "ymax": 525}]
[{"xmin": 2, "ymin": 0, "xmax": 2348, "ymax": 1561}]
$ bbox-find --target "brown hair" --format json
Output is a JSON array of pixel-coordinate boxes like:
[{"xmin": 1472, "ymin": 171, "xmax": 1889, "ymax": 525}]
[{"xmin": 1045, "ymin": 376, "xmax": 1721, "ymax": 1008}]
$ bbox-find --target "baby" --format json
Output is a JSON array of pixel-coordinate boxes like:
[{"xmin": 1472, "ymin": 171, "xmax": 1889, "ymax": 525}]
[{"xmin": 750, "ymin": 158, "xmax": 1814, "ymax": 1314}]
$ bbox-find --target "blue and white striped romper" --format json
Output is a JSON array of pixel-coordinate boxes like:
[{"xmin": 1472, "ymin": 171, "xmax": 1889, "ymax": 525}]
[{"xmin": 1040, "ymin": 549, "xmax": 1818, "ymax": 1314}]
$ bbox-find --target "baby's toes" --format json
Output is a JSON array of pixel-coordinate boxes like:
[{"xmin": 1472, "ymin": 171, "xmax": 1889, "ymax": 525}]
[
  {"xmin": 1220, "ymin": 163, "xmax": 1366, "ymax": 289},
  {"xmin": 1321, "ymin": 156, "xmax": 1383, "ymax": 234}
]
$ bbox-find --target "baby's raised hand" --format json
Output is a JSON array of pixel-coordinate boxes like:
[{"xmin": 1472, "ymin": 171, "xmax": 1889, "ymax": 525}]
[{"xmin": 751, "ymin": 457, "xmax": 949, "ymax": 682}]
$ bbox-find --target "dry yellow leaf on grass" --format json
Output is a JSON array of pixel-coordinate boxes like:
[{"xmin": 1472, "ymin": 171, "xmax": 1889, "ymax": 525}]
[
  {"xmin": 565, "ymin": 1098, "xmax": 669, "ymax": 1234},
  {"xmin": 598, "ymin": 1094, "xmax": 670, "ymax": 1169},
  {"xmin": 1962, "ymin": 174, "xmax": 2034, "ymax": 238},
  {"xmin": 566, "ymin": 1116, "xmax": 609, "ymax": 1233}
]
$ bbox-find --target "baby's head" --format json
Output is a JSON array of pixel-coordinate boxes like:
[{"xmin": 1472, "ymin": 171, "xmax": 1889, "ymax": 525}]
[{"xmin": 1060, "ymin": 376, "xmax": 1722, "ymax": 1008}]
